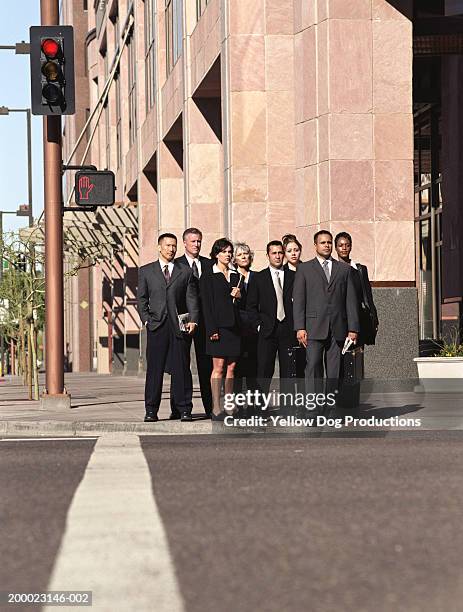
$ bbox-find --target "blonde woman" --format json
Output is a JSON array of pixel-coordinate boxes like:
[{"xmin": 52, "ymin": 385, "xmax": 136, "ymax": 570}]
[{"xmin": 233, "ymin": 242, "xmax": 258, "ymax": 401}]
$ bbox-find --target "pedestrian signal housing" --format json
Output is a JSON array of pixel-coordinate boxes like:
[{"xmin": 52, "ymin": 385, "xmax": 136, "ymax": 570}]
[
  {"xmin": 30, "ymin": 25, "xmax": 75, "ymax": 115},
  {"xmin": 75, "ymin": 170, "xmax": 116, "ymax": 207}
]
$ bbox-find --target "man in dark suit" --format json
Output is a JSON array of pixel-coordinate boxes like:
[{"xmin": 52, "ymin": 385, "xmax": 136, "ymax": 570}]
[
  {"xmin": 293, "ymin": 230, "xmax": 359, "ymax": 391},
  {"xmin": 137, "ymin": 233, "xmax": 199, "ymax": 422},
  {"xmin": 175, "ymin": 227, "xmax": 213, "ymax": 417},
  {"xmin": 247, "ymin": 240, "xmax": 297, "ymax": 392}
]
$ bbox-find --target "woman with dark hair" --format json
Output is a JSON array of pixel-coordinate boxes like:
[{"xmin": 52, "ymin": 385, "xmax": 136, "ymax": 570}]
[
  {"xmin": 282, "ymin": 234, "xmax": 303, "ymax": 271},
  {"xmin": 200, "ymin": 238, "xmax": 242, "ymax": 419},
  {"xmin": 281, "ymin": 234, "xmax": 305, "ymax": 379}
]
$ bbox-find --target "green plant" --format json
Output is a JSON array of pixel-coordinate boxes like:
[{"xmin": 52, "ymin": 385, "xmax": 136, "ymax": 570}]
[
  {"xmin": 437, "ymin": 342, "xmax": 463, "ymax": 357},
  {"xmin": 433, "ymin": 324, "xmax": 463, "ymax": 357}
]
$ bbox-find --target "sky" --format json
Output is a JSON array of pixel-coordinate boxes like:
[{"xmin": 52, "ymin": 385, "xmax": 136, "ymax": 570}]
[{"xmin": 0, "ymin": 2, "xmax": 44, "ymax": 234}]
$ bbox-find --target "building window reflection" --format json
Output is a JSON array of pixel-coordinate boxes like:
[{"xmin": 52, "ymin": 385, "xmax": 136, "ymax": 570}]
[
  {"xmin": 128, "ymin": 32, "xmax": 137, "ymax": 146},
  {"xmin": 414, "ymin": 105, "xmax": 442, "ymax": 341},
  {"xmin": 196, "ymin": 0, "xmax": 208, "ymax": 21},
  {"xmin": 166, "ymin": 0, "xmax": 183, "ymax": 75},
  {"xmin": 144, "ymin": 0, "xmax": 156, "ymax": 113}
]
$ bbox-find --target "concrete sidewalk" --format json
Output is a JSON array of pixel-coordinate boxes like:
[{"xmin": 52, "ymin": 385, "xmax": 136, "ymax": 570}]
[{"xmin": 1, "ymin": 372, "xmax": 463, "ymax": 436}]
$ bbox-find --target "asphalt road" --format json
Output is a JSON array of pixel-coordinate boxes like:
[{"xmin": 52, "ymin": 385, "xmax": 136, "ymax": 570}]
[
  {"xmin": 2, "ymin": 433, "xmax": 463, "ymax": 612},
  {"xmin": 0, "ymin": 438, "xmax": 97, "ymax": 612}
]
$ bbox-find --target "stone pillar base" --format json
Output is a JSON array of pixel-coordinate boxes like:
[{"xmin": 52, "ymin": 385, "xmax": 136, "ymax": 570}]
[{"xmin": 40, "ymin": 393, "xmax": 72, "ymax": 411}]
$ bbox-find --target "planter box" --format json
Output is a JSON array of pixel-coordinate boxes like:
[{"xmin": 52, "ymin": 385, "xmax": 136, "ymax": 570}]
[{"xmin": 414, "ymin": 357, "xmax": 463, "ymax": 392}]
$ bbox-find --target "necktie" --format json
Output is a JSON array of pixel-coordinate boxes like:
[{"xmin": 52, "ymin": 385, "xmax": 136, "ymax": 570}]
[
  {"xmin": 163, "ymin": 264, "xmax": 171, "ymax": 283},
  {"xmin": 322, "ymin": 259, "xmax": 330, "ymax": 282},
  {"xmin": 275, "ymin": 272, "xmax": 285, "ymax": 321},
  {"xmin": 191, "ymin": 260, "xmax": 199, "ymax": 279}
]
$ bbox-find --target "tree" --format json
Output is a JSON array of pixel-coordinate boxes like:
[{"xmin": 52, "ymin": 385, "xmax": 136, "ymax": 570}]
[{"xmin": 0, "ymin": 230, "xmax": 44, "ymax": 399}]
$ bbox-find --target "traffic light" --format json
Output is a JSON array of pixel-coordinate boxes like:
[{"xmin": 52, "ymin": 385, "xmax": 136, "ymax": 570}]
[{"xmin": 29, "ymin": 26, "xmax": 75, "ymax": 115}]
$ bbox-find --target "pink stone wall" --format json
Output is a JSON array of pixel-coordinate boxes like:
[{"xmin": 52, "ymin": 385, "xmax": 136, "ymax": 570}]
[
  {"xmin": 227, "ymin": 0, "xmax": 296, "ymax": 268},
  {"xmin": 293, "ymin": 0, "xmax": 414, "ymax": 281},
  {"xmin": 190, "ymin": 0, "xmax": 221, "ymax": 94}
]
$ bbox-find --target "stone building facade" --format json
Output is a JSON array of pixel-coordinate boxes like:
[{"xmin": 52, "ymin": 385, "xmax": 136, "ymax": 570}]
[{"xmin": 60, "ymin": 0, "xmax": 463, "ymax": 379}]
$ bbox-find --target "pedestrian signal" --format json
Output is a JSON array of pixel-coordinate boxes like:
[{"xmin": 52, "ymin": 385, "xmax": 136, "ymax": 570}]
[
  {"xmin": 30, "ymin": 26, "xmax": 75, "ymax": 115},
  {"xmin": 74, "ymin": 170, "xmax": 115, "ymax": 207}
]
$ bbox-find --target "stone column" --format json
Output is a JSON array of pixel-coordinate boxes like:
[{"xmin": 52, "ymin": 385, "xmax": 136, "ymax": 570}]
[
  {"xmin": 225, "ymin": 0, "xmax": 296, "ymax": 267},
  {"xmin": 294, "ymin": 0, "xmax": 418, "ymax": 378},
  {"xmin": 183, "ymin": 0, "xmax": 224, "ymax": 253}
]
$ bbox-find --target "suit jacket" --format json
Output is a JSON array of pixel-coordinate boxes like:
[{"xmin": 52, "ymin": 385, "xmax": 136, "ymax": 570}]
[
  {"xmin": 292, "ymin": 258, "xmax": 359, "ymax": 341},
  {"xmin": 174, "ymin": 254, "xmax": 213, "ymax": 277},
  {"xmin": 246, "ymin": 267, "xmax": 296, "ymax": 338},
  {"xmin": 199, "ymin": 267, "xmax": 241, "ymax": 337},
  {"xmin": 137, "ymin": 260, "xmax": 200, "ymax": 338}
]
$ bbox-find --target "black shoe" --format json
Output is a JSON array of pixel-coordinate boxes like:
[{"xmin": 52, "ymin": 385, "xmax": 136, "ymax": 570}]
[
  {"xmin": 211, "ymin": 412, "xmax": 225, "ymax": 422},
  {"xmin": 181, "ymin": 414, "xmax": 193, "ymax": 422},
  {"xmin": 144, "ymin": 413, "xmax": 158, "ymax": 422},
  {"xmin": 169, "ymin": 413, "xmax": 181, "ymax": 420}
]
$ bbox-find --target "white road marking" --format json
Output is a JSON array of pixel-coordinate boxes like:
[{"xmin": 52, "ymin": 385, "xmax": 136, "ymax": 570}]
[{"xmin": 44, "ymin": 434, "xmax": 185, "ymax": 612}]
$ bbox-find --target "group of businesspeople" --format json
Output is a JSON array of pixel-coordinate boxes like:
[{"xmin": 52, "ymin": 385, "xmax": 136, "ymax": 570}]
[{"xmin": 137, "ymin": 228, "xmax": 379, "ymax": 422}]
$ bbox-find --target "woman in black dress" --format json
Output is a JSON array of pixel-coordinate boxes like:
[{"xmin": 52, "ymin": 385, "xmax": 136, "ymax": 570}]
[{"xmin": 200, "ymin": 238, "xmax": 242, "ymax": 418}]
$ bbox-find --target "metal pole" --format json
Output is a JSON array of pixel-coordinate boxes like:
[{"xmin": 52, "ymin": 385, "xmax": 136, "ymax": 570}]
[
  {"xmin": 0, "ymin": 212, "xmax": 3, "ymax": 377},
  {"xmin": 26, "ymin": 109, "xmax": 33, "ymax": 227},
  {"xmin": 41, "ymin": 0, "xmax": 68, "ymax": 402}
]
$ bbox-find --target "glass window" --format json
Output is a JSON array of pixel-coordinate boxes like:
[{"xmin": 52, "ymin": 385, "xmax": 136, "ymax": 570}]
[
  {"xmin": 128, "ymin": 34, "xmax": 137, "ymax": 146},
  {"xmin": 196, "ymin": 0, "xmax": 208, "ymax": 20},
  {"xmin": 104, "ymin": 51, "xmax": 110, "ymax": 170},
  {"xmin": 115, "ymin": 72, "xmax": 122, "ymax": 168},
  {"xmin": 145, "ymin": 0, "xmax": 156, "ymax": 113},
  {"xmin": 166, "ymin": 0, "xmax": 183, "ymax": 75},
  {"xmin": 414, "ymin": 105, "xmax": 442, "ymax": 340}
]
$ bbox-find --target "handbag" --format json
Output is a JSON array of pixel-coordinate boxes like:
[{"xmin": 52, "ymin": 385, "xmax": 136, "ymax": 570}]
[{"xmin": 356, "ymin": 265, "xmax": 377, "ymax": 345}]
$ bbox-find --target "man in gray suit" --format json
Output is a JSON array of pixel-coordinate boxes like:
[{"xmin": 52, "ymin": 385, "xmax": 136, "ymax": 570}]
[
  {"xmin": 137, "ymin": 233, "xmax": 199, "ymax": 422},
  {"xmin": 293, "ymin": 230, "xmax": 359, "ymax": 391}
]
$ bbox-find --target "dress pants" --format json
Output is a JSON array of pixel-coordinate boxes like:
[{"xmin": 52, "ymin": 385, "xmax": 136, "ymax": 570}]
[
  {"xmin": 192, "ymin": 319, "xmax": 213, "ymax": 413},
  {"xmin": 234, "ymin": 333, "xmax": 258, "ymax": 394},
  {"xmin": 305, "ymin": 333, "xmax": 343, "ymax": 394},
  {"xmin": 145, "ymin": 319, "xmax": 193, "ymax": 416},
  {"xmin": 257, "ymin": 320, "xmax": 294, "ymax": 394}
]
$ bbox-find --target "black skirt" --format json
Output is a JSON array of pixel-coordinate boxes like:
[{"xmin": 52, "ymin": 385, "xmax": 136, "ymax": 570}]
[{"xmin": 206, "ymin": 326, "xmax": 241, "ymax": 357}]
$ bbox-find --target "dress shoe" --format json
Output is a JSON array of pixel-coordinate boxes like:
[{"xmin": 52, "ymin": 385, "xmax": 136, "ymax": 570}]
[
  {"xmin": 181, "ymin": 414, "xmax": 193, "ymax": 422},
  {"xmin": 169, "ymin": 413, "xmax": 181, "ymax": 420},
  {"xmin": 144, "ymin": 413, "xmax": 158, "ymax": 422},
  {"xmin": 211, "ymin": 412, "xmax": 225, "ymax": 422}
]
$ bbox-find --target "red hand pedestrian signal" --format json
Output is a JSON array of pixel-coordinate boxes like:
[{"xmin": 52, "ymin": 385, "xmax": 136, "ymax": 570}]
[
  {"xmin": 74, "ymin": 169, "xmax": 115, "ymax": 207},
  {"xmin": 78, "ymin": 175, "xmax": 95, "ymax": 200}
]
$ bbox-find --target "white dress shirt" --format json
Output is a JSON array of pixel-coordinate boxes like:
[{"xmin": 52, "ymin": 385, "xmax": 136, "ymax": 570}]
[
  {"xmin": 269, "ymin": 265, "xmax": 284, "ymax": 290},
  {"xmin": 185, "ymin": 253, "xmax": 202, "ymax": 277},
  {"xmin": 316, "ymin": 255, "xmax": 333, "ymax": 277},
  {"xmin": 212, "ymin": 263, "xmax": 234, "ymax": 281},
  {"xmin": 158, "ymin": 256, "xmax": 174, "ymax": 277},
  {"xmin": 269, "ymin": 265, "xmax": 285, "ymax": 321}
]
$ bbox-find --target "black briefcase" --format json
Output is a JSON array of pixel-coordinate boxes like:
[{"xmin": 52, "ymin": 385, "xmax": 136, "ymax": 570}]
[
  {"xmin": 287, "ymin": 345, "xmax": 305, "ymax": 379},
  {"xmin": 337, "ymin": 348, "xmax": 363, "ymax": 409}
]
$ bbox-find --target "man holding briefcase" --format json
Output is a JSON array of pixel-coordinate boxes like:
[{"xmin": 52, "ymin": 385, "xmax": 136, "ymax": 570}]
[{"xmin": 293, "ymin": 230, "xmax": 359, "ymax": 395}]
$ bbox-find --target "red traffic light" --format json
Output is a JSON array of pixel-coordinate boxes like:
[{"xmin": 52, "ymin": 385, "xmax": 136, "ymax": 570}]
[{"xmin": 41, "ymin": 38, "xmax": 59, "ymax": 58}]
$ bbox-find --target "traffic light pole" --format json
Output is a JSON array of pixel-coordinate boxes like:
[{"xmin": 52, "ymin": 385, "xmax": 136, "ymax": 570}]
[{"xmin": 40, "ymin": 0, "xmax": 70, "ymax": 408}]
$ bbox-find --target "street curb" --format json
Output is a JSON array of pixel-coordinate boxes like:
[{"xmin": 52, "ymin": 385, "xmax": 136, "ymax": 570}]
[{"xmin": 1, "ymin": 419, "xmax": 461, "ymax": 437}]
